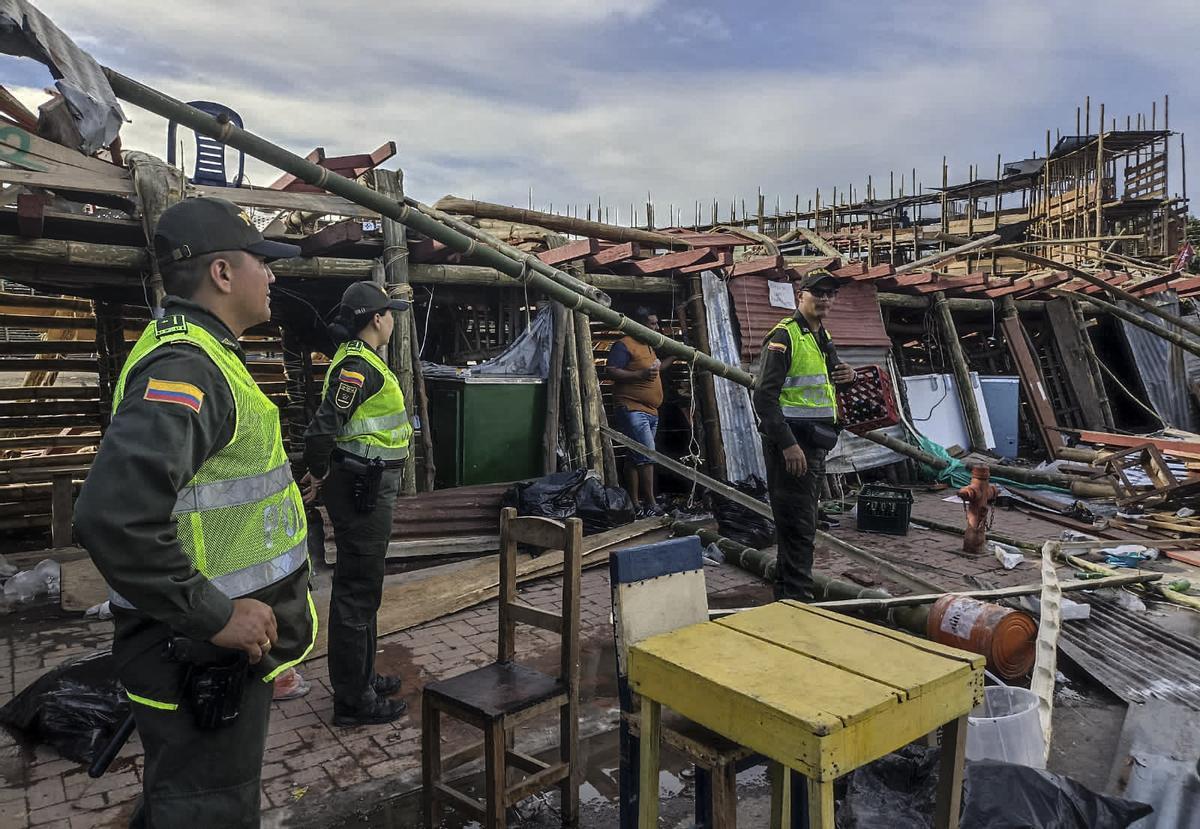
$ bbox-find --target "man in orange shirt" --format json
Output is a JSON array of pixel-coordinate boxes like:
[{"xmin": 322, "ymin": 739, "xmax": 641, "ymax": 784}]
[{"xmin": 607, "ymin": 307, "xmax": 675, "ymax": 517}]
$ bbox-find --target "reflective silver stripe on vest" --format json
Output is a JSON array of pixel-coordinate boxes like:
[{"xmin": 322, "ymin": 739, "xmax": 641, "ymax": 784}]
[
  {"xmin": 109, "ymin": 537, "xmax": 308, "ymax": 610},
  {"xmin": 781, "ymin": 405, "xmax": 836, "ymax": 419},
  {"xmin": 337, "ymin": 439, "xmax": 410, "ymax": 461},
  {"xmin": 338, "ymin": 412, "xmax": 409, "ymax": 438},
  {"xmin": 174, "ymin": 463, "xmax": 295, "ymax": 516},
  {"xmin": 782, "ymin": 373, "xmax": 830, "ymax": 388}
]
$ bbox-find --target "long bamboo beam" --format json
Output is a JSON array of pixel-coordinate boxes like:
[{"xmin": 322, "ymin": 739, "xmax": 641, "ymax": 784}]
[
  {"xmin": 893, "ymin": 233, "xmax": 1001, "ymax": 274},
  {"xmin": 101, "ymin": 69, "xmax": 754, "ymax": 387},
  {"xmin": 0, "ymin": 235, "xmax": 676, "ymax": 293},
  {"xmin": 939, "ymin": 232, "xmax": 1200, "ymax": 340},
  {"xmin": 434, "ymin": 196, "xmax": 691, "ymax": 250},
  {"xmin": 1047, "ymin": 289, "xmax": 1200, "ymax": 361},
  {"xmin": 860, "ymin": 427, "xmax": 1117, "ymax": 497}
]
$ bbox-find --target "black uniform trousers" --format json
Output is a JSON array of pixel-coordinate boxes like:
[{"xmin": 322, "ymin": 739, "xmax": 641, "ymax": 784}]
[
  {"xmin": 127, "ymin": 664, "xmax": 273, "ymax": 828},
  {"xmin": 763, "ymin": 437, "xmax": 826, "ymax": 602},
  {"xmin": 324, "ymin": 462, "xmax": 402, "ymax": 708}
]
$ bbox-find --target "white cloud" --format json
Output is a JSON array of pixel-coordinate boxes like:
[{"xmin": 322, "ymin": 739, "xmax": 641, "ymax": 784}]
[{"xmin": 10, "ymin": 1, "xmax": 1198, "ymax": 220}]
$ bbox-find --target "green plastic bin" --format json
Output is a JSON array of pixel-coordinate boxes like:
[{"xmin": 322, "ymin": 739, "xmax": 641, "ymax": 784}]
[{"xmin": 427, "ymin": 376, "xmax": 546, "ymax": 487}]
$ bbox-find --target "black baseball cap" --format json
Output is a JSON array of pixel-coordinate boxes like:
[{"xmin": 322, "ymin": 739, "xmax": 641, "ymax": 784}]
[
  {"xmin": 798, "ymin": 268, "xmax": 841, "ymax": 291},
  {"xmin": 153, "ymin": 197, "xmax": 301, "ymax": 267},
  {"xmin": 340, "ymin": 281, "xmax": 411, "ymax": 315}
]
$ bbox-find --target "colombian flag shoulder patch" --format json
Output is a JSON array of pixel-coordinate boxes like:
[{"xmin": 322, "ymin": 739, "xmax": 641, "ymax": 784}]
[
  {"xmin": 144, "ymin": 379, "xmax": 205, "ymax": 413},
  {"xmin": 767, "ymin": 341, "xmax": 788, "ymax": 353},
  {"xmin": 338, "ymin": 369, "xmax": 365, "ymax": 387}
]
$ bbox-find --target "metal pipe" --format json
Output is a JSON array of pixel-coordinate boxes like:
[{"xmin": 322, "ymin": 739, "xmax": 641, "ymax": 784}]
[{"xmin": 102, "ymin": 69, "xmax": 757, "ymax": 389}]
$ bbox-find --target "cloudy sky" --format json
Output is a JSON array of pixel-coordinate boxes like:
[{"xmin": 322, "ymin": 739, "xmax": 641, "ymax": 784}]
[{"xmin": 3, "ymin": 1, "xmax": 1196, "ymax": 224}]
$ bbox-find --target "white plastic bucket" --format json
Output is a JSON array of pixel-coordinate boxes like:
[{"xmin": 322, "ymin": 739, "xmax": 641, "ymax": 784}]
[{"xmin": 965, "ymin": 685, "xmax": 1045, "ymax": 768}]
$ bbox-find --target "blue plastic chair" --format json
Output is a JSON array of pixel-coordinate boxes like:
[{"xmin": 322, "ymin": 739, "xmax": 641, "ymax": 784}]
[{"xmin": 166, "ymin": 101, "xmax": 245, "ymax": 187}]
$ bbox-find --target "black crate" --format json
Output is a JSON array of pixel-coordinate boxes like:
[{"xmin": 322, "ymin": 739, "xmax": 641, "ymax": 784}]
[{"xmin": 855, "ymin": 484, "xmax": 914, "ymax": 535}]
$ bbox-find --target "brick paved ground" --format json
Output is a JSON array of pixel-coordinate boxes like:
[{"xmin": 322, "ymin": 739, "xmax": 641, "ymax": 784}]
[{"xmin": 0, "ymin": 558, "xmax": 767, "ymax": 828}]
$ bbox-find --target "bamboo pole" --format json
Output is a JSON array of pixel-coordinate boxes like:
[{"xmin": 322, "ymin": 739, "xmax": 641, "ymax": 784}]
[
  {"xmin": 859, "ymin": 428, "xmax": 1117, "ymax": 497},
  {"xmin": 1047, "ymin": 289, "xmax": 1200, "ymax": 361},
  {"xmin": 434, "ymin": 196, "xmax": 688, "ymax": 250},
  {"xmin": 686, "ymin": 273, "xmax": 727, "ymax": 482},
  {"xmin": 408, "ymin": 313, "xmax": 435, "ymax": 492},
  {"xmin": 561, "ymin": 313, "xmax": 587, "ymax": 469},
  {"xmin": 543, "ymin": 303, "xmax": 567, "ymax": 474},
  {"xmin": 370, "ymin": 169, "xmax": 416, "ymax": 495},
  {"xmin": 932, "ymin": 291, "xmax": 988, "ymax": 451},
  {"xmin": 573, "ymin": 310, "xmax": 604, "ymax": 479},
  {"xmin": 893, "ymin": 233, "xmax": 1002, "ymax": 274}
]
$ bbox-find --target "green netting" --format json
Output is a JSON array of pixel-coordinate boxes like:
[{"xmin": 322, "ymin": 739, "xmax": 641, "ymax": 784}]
[{"xmin": 914, "ymin": 434, "xmax": 1069, "ymax": 493}]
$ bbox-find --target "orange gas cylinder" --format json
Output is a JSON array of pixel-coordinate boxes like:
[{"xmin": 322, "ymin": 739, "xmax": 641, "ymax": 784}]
[{"xmin": 926, "ymin": 595, "xmax": 1037, "ymax": 680}]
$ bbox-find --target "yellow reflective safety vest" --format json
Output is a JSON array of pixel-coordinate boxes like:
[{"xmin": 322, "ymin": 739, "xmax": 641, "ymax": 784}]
[
  {"xmin": 109, "ymin": 315, "xmax": 309, "ymax": 609},
  {"xmin": 769, "ymin": 317, "xmax": 838, "ymax": 421},
  {"xmin": 322, "ymin": 340, "xmax": 412, "ymax": 461}
]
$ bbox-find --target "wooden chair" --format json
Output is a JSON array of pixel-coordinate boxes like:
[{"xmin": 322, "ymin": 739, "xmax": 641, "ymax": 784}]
[
  {"xmin": 422, "ymin": 507, "xmax": 582, "ymax": 828},
  {"xmin": 610, "ymin": 536, "xmax": 760, "ymax": 828}
]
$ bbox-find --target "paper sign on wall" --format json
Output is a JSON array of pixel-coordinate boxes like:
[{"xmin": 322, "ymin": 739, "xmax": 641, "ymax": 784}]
[{"xmin": 768, "ymin": 281, "xmax": 796, "ymax": 309}]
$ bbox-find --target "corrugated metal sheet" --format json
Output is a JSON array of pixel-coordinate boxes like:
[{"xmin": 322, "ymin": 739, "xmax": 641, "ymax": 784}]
[
  {"xmin": 1117, "ymin": 289, "xmax": 1198, "ymax": 431},
  {"xmin": 702, "ymin": 270, "xmax": 767, "ymax": 482},
  {"xmin": 727, "ymin": 275, "xmax": 891, "ymax": 362},
  {"xmin": 322, "ymin": 481, "xmax": 510, "ymax": 542},
  {"xmin": 1058, "ymin": 594, "xmax": 1200, "ymax": 710}
]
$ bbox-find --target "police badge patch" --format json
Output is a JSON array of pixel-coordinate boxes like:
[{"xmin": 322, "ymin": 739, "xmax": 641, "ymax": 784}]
[{"xmin": 334, "ymin": 381, "xmax": 359, "ymax": 410}]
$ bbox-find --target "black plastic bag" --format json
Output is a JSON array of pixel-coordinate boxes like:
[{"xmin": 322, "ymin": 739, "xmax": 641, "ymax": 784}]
[
  {"xmin": 839, "ymin": 744, "xmax": 939, "ymax": 828},
  {"xmin": 961, "ymin": 761, "xmax": 1153, "ymax": 829},
  {"xmin": 0, "ymin": 650, "xmax": 129, "ymax": 765},
  {"xmin": 712, "ymin": 476, "xmax": 775, "ymax": 548},
  {"xmin": 504, "ymin": 470, "xmax": 634, "ymax": 533}
]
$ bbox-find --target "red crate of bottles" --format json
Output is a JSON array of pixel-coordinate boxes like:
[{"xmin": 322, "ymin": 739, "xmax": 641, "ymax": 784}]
[{"xmin": 837, "ymin": 364, "xmax": 901, "ymax": 435}]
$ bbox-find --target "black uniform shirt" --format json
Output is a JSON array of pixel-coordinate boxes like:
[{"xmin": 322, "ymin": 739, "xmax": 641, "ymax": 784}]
[
  {"xmin": 752, "ymin": 312, "xmax": 846, "ymax": 450},
  {"xmin": 74, "ymin": 296, "xmax": 313, "ymax": 677},
  {"xmin": 302, "ymin": 340, "xmax": 385, "ymax": 478}
]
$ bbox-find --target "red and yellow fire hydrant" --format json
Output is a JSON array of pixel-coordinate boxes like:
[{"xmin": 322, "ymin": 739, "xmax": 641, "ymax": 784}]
[{"xmin": 958, "ymin": 466, "xmax": 998, "ymax": 555}]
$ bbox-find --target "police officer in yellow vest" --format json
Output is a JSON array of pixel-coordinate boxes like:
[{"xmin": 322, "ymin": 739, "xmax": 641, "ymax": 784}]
[
  {"xmin": 752, "ymin": 270, "xmax": 857, "ymax": 601},
  {"xmin": 74, "ymin": 198, "xmax": 315, "ymax": 828},
  {"xmin": 301, "ymin": 282, "xmax": 412, "ymax": 726}
]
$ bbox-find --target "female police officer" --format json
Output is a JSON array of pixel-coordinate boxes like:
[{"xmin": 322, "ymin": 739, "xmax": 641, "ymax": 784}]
[{"xmin": 302, "ymin": 281, "xmax": 412, "ymax": 726}]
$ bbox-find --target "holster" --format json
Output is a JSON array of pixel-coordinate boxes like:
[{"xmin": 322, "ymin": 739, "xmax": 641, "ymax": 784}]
[
  {"xmin": 164, "ymin": 637, "xmax": 249, "ymax": 731},
  {"xmin": 338, "ymin": 455, "xmax": 385, "ymax": 514}
]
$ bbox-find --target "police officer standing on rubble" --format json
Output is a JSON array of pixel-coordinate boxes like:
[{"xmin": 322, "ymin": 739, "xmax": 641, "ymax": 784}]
[
  {"xmin": 74, "ymin": 197, "xmax": 316, "ymax": 827},
  {"xmin": 752, "ymin": 269, "xmax": 857, "ymax": 601},
  {"xmin": 300, "ymin": 281, "xmax": 412, "ymax": 726}
]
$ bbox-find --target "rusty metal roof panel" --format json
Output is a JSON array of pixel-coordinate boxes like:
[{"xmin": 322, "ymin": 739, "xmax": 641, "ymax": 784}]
[
  {"xmin": 727, "ymin": 275, "xmax": 892, "ymax": 362},
  {"xmin": 1059, "ymin": 594, "xmax": 1200, "ymax": 710}
]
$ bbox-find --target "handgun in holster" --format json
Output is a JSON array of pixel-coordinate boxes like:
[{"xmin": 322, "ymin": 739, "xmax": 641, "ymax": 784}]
[
  {"xmin": 165, "ymin": 637, "xmax": 249, "ymax": 731},
  {"xmin": 342, "ymin": 455, "xmax": 385, "ymax": 514}
]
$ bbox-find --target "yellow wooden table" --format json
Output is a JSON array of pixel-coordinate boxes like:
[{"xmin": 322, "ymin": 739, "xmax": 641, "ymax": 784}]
[{"xmin": 628, "ymin": 600, "xmax": 986, "ymax": 828}]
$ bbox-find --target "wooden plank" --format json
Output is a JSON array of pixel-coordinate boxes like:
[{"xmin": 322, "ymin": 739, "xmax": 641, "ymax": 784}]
[
  {"xmin": 626, "ymin": 247, "xmax": 713, "ymax": 275},
  {"xmin": 1044, "ymin": 297, "xmax": 1107, "ymax": 430},
  {"xmin": 192, "ymin": 184, "xmax": 377, "ymax": 218},
  {"xmin": 638, "ymin": 697, "xmax": 661, "ymax": 828},
  {"xmin": 0, "ymin": 358, "xmax": 98, "ymax": 373},
  {"xmin": 0, "ymin": 386, "xmax": 98, "ymax": 401},
  {"xmin": 717, "ymin": 603, "xmax": 974, "ymax": 700},
  {"xmin": 933, "ymin": 715, "xmax": 967, "ymax": 829},
  {"xmin": 60, "ymin": 555, "xmax": 108, "ymax": 611},
  {"xmin": 730, "ymin": 256, "xmax": 785, "ymax": 277},
  {"xmin": 50, "ymin": 473, "xmax": 73, "ymax": 548},
  {"xmin": 679, "ymin": 248, "xmax": 732, "ymax": 273},
  {"xmin": 583, "ymin": 242, "xmax": 639, "ymax": 268},
  {"xmin": 1000, "ymin": 299, "xmax": 1064, "ymax": 454},
  {"xmin": 1068, "ymin": 430, "xmax": 1200, "ymax": 458},
  {"xmin": 0, "ymin": 341, "xmax": 96, "ymax": 355},
  {"xmin": 795, "ymin": 227, "xmax": 842, "ymax": 258},
  {"xmin": 305, "ymin": 517, "xmax": 664, "ymax": 662},
  {"xmin": 297, "ymin": 219, "xmax": 363, "ymax": 256},
  {"xmin": 536, "ymin": 238, "xmax": 599, "ymax": 266},
  {"xmin": 0, "ymin": 126, "xmax": 128, "ymax": 178}
]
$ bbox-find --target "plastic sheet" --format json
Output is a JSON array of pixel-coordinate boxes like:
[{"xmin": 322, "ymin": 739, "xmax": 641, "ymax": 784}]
[
  {"xmin": 712, "ymin": 476, "xmax": 775, "ymax": 548},
  {"xmin": 839, "ymin": 744, "xmax": 939, "ymax": 828},
  {"xmin": 503, "ymin": 470, "xmax": 634, "ymax": 534},
  {"xmin": 0, "ymin": 651, "xmax": 129, "ymax": 765},
  {"xmin": 961, "ymin": 761, "xmax": 1153, "ymax": 828}
]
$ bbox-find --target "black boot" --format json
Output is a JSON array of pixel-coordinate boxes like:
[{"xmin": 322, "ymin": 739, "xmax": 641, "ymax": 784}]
[
  {"xmin": 371, "ymin": 674, "xmax": 402, "ymax": 697},
  {"xmin": 333, "ymin": 696, "xmax": 408, "ymax": 727}
]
